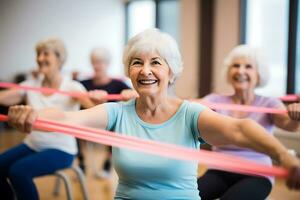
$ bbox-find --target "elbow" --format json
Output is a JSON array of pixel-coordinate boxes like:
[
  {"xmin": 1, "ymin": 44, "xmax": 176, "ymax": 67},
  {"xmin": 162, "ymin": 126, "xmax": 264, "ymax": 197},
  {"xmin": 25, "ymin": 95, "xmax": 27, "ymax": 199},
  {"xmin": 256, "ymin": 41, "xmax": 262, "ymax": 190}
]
[{"xmin": 231, "ymin": 118, "xmax": 254, "ymax": 146}]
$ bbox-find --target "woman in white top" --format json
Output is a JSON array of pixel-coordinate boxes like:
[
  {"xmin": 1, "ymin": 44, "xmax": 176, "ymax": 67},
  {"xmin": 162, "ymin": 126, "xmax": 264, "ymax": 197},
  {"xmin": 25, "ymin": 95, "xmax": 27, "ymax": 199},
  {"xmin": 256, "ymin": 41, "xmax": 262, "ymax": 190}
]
[{"xmin": 0, "ymin": 38, "xmax": 94, "ymax": 200}]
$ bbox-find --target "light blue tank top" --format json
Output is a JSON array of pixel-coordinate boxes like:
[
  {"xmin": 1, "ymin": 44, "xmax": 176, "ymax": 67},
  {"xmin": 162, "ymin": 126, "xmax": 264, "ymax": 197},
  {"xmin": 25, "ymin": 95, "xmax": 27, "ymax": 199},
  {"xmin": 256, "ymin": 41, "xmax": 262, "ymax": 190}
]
[{"xmin": 105, "ymin": 99, "xmax": 206, "ymax": 200}]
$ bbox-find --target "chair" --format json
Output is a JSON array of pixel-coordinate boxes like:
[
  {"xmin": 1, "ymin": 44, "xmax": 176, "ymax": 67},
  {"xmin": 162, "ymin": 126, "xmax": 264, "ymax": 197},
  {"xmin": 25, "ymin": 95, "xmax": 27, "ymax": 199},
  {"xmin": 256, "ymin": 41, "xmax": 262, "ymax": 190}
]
[{"xmin": 52, "ymin": 165, "xmax": 89, "ymax": 200}]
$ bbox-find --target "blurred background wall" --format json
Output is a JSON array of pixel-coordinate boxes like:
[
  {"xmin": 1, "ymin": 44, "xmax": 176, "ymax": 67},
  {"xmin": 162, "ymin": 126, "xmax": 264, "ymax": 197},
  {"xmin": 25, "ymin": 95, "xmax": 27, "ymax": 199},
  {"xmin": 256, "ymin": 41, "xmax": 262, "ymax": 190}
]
[
  {"xmin": 0, "ymin": 0, "xmax": 297, "ymax": 99},
  {"xmin": 0, "ymin": 0, "xmax": 124, "ymax": 81}
]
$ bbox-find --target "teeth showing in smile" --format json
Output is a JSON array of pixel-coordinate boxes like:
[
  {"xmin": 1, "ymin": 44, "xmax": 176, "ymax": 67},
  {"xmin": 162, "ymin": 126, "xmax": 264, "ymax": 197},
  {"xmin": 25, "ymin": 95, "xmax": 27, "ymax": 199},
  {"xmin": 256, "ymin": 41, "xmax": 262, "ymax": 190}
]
[
  {"xmin": 233, "ymin": 76, "xmax": 248, "ymax": 82},
  {"xmin": 138, "ymin": 80, "xmax": 158, "ymax": 85}
]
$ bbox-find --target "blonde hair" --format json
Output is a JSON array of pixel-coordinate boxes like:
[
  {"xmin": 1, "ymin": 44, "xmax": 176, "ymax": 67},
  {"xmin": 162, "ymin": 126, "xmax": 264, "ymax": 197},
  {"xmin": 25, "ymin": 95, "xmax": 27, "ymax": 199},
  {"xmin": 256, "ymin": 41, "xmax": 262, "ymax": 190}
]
[
  {"xmin": 35, "ymin": 37, "xmax": 67, "ymax": 66},
  {"xmin": 123, "ymin": 28, "xmax": 183, "ymax": 84}
]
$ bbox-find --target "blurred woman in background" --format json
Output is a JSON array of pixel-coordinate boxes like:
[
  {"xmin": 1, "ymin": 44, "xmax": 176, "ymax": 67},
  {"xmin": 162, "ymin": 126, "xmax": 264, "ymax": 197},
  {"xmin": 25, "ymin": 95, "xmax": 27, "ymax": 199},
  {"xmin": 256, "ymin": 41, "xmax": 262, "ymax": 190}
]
[
  {"xmin": 198, "ymin": 45, "xmax": 300, "ymax": 200},
  {"xmin": 0, "ymin": 38, "xmax": 94, "ymax": 200}
]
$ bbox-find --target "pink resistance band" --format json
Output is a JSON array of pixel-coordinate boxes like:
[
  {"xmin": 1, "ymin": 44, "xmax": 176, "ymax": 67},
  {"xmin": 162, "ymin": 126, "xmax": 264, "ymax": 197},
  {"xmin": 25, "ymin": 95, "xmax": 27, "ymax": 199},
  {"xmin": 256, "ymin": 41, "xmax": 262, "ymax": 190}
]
[
  {"xmin": 0, "ymin": 82, "xmax": 289, "ymax": 114},
  {"xmin": 0, "ymin": 82, "xmax": 123, "ymax": 101},
  {"xmin": 191, "ymin": 99, "xmax": 287, "ymax": 115},
  {"xmin": 0, "ymin": 114, "xmax": 289, "ymax": 178},
  {"xmin": 280, "ymin": 94, "xmax": 298, "ymax": 102}
]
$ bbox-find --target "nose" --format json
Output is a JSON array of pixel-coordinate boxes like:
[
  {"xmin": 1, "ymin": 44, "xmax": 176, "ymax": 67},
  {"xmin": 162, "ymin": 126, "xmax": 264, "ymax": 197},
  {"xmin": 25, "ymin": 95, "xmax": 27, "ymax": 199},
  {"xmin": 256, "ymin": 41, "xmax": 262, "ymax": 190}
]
[
  {"xmin": 140, "ymin": 63, "xmax": 152, "ymax": 76},
  {"xmin": 37, "ymin": 53, "xmax": 44, "ymax": 63},
  {"xmin": 236, "ymin": 65, "xmax": 246, "ymax": 73}
]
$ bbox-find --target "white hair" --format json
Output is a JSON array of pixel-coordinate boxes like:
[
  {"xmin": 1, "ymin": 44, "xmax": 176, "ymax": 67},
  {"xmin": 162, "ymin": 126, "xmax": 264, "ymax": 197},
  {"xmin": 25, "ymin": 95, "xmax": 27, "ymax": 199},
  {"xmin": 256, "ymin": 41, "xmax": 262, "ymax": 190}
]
[
  {"xmin": 223, "ymin": 45, "xmax": 269, "ymax": 87},
  {"xmin": 90, "ymin": 47, "xmax": 111, "ymax": 64},
  {"xmin": 123, "ymin": 28, "xmax": 183, "ymax": 84}
]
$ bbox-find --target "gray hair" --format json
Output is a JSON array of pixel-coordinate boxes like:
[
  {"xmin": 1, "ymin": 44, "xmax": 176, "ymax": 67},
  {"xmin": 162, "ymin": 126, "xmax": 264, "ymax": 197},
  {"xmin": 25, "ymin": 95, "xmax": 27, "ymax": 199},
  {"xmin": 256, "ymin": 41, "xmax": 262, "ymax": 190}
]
[
  {"xmin": 223, "ymin": 44, "xmax": 269, "ymax": 87},
  {"xmin": 36, "ymin": 37, "xmax": 67, "ymax": 66},
  {"xmin": 123, "ymin": 28, "xmax": 183, "ymax": 84},
  {"xmin": 90, "ymin": 47, "xmax": 111, "ymax": 64}
]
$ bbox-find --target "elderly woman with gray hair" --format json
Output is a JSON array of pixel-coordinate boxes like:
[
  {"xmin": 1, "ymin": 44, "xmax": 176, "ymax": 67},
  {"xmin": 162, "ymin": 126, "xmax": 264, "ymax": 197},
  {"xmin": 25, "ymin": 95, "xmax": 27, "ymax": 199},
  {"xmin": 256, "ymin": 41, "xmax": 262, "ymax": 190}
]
[
  {"xmin": 198, "ymin": 45, "xmax": 300, "ymax": 200},
  {"xmin": 6, "ymin": 31, "xmax": 300, "ymax": 200},
  {"xmin": 0, "ymin": 38, "xmax": 94, "ymax": 200}
]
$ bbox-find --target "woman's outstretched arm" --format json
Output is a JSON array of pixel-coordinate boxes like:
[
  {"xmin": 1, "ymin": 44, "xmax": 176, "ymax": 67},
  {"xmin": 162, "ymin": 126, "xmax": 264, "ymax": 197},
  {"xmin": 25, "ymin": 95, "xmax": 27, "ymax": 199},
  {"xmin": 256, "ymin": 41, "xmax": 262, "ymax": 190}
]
[
  {"xmin": 198, "ymin": 108, "xmax": 300, "ymax": 189},
  {"xmin": 7, "ymin": 103, "xmax": 108, "ymax": 133}
]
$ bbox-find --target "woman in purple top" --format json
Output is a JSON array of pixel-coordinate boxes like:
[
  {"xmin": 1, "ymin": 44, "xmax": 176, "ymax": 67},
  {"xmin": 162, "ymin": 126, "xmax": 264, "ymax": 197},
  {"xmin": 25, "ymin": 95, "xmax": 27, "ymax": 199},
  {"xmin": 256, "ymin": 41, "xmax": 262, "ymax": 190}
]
[{"xmin": 198, "ymin": 45, "xmax": 300, "ymax": 200}]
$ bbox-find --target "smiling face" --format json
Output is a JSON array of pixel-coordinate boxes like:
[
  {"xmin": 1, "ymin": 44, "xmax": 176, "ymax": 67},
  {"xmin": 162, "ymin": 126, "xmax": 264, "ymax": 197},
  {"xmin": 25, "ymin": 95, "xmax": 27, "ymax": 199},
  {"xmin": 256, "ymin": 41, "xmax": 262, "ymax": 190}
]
[
  {"xmin": 36, "ymin": 49, "xmax": 61, "ymax": 78},
  {"xmin": 128, "ymin": 52, "xmax": 171, "ymax": 97},
  {"xmin": 227, "ymin": 57, "xmax": 259, "ymax": 91}
]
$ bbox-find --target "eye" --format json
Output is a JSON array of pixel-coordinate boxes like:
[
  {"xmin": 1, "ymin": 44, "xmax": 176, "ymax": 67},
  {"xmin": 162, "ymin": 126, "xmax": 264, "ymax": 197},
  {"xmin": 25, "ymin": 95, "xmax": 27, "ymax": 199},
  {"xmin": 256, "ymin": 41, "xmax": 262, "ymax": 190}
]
[
  {"xmin": 151, "ymin": 60, "xmax": 161, "ymax": 65},
  {"xmin": 232, "ymin": 63, "xmax": 240, "ymax": 68},
  {"xmin": 245, "ymin": 64, "xmax": 253, "ymax": 69},
  {"xmin": 130, "ymin": 60, "xmax": 142, "ymax": 66}
]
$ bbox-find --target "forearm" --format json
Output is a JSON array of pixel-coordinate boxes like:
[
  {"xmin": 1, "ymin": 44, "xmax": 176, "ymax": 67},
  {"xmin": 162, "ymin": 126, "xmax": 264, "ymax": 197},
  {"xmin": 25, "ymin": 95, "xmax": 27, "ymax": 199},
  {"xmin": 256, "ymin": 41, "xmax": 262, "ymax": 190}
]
[
  {"xmin": 274, "ymin": 113, "xmax": 300, "ymax": 132},
  {"xmin": 38, "ymin": 104, "xmax": 108, "ymax": 130},
  {"xmin": 282, "ymin": 120, "xmax": 300, "ymax": 132},
  {"xmin": 77, "ymin": 97, "xmax": 96, "ymax": 109},
  {"xmin": 235, "ymin": 119, "xmax": 296, "ymax": 166},
  {"xmin": 37, "ymin": 107, "xmax": 87, "ymax": 126},
  {"xmin": 38, "ymin": 107, "xmax": 67, "ymax": 122},
  {"xmin": 0, "ymin": 89, "xmax": 23, "ymax": 106}
]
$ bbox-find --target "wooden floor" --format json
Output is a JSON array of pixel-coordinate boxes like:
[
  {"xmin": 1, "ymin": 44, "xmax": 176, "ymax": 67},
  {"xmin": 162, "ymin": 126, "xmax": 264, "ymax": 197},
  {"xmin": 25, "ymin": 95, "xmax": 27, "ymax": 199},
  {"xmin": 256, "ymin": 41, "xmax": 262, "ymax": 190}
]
[{"xmin": 1, "ymin": 127, "xmax": 300, "ymax": 200}]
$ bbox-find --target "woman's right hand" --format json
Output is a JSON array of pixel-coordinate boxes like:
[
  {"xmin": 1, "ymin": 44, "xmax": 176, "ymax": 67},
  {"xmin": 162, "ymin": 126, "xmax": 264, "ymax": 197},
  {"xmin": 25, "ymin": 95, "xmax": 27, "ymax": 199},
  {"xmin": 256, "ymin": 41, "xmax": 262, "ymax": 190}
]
[
  {"xmin": 8, "ymin": 105, "xmax": 38, "ymax": 133},
  {"xmin": 287, "ymin": 103, "xmax": 300, "ymax": 121},
  {"xmin": 88, "ymin": 90, "xmax": 108, "ymax": 104}
]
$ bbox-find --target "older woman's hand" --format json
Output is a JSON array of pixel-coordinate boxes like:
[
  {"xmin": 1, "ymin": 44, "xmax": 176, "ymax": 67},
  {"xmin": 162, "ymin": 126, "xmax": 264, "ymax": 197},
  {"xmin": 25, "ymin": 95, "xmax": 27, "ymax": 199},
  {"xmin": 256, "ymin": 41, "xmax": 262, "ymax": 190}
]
[
  {"xmin": 88, "ymin": 90, "xmax": 108, "ymax": 104},
  {"xmin": 8, "ymin": 105, "xmax": 38, "ymax": 133},
  {"xmin": 279, "ymin": 152, "xmax": 300, "ymax": 189},
  {"xmin": 121, "ymin": 89, "xmax": 139, "ymax": 101},
  {"xmin": 287, "ymin": 103, "xmax": 300, "ymax": 121}
]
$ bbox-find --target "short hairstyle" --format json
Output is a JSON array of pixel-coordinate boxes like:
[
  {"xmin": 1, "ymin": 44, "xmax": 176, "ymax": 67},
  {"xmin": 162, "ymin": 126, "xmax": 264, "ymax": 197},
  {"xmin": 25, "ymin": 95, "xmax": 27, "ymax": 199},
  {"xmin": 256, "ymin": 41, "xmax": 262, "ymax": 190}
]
[
  {"xmin": 90, "ymin": 47, "xmax": 111, "ymax": 64},
  {"xmin": 35, "ymin": 37, "xmax": 67, "ymax": 66},
  {"xmin": 123, "ymin": 28, "xmax": 183, "ymax": 84},
  {"xmin": 223, "ymin": 44, "xmax": 269, "ymax": 87}
]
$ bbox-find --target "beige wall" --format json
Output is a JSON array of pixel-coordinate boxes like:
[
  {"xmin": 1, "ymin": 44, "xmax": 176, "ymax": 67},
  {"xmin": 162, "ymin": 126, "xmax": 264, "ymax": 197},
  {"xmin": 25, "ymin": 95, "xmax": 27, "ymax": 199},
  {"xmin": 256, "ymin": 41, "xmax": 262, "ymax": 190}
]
[
  {"xmin": 175, "ymin": 0, "xmax": 240, "ymax": 98},
  {"xmin": 212, "ymin": 0, "xmax": 240, "ymax": 94},
  {"xmin": 175, "ymin": 0, "xmax": 200, "ymax": 98}
]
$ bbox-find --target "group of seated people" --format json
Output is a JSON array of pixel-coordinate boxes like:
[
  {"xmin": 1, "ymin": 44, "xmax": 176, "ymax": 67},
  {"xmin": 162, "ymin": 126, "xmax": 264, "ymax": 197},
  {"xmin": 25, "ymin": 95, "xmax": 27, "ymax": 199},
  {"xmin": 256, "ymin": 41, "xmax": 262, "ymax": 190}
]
[{"xmin": 0, "ymin": 29, "xmax": 300, "ymax": 200}]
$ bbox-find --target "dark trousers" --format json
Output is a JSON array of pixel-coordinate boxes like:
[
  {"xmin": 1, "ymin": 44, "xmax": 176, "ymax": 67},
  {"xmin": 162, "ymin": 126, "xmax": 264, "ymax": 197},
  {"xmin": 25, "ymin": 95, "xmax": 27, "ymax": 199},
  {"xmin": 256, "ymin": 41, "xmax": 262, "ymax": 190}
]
[
  {"xmin": 0, "ymin": 143, "xmax": 74, "ymax": 200},
  {"xmin": 198, "ymin": 169, "xmax": 272, "ymax": 200}
]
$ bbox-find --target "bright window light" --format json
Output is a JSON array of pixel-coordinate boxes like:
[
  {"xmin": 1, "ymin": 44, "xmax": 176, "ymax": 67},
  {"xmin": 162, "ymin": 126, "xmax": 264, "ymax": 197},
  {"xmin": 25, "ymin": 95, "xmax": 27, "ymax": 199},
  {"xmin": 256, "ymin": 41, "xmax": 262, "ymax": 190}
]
[
  {"xmin": 245, "ymin": 0, "xmax": 289, "ymax": 97},
  {"xmin": 128, "ymin": 0, "xmax": 156, "ymax": 39}
]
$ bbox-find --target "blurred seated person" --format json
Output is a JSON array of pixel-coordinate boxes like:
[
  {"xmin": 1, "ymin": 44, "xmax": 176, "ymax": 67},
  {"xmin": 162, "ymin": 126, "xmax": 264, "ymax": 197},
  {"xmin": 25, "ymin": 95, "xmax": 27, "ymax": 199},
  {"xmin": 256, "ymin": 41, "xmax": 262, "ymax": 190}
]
[
  {"xmin": 74, "ymin": 47, "xmax": 138, "ymax": 178},
  {"xmin": 0, "ymin": 37, "xmax": 95, "ymax": 200},
  {"xmin": 80, "ymin": 47, "xmax": 137, "ymax": 101},
  {"xmin": 197, "ymin": 45, "xmax": 300, "ymax": 200}
]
